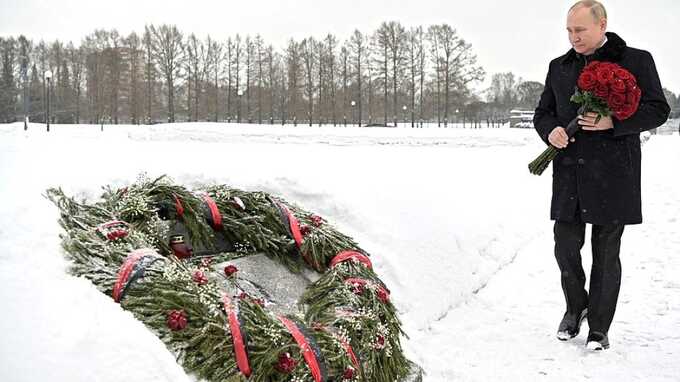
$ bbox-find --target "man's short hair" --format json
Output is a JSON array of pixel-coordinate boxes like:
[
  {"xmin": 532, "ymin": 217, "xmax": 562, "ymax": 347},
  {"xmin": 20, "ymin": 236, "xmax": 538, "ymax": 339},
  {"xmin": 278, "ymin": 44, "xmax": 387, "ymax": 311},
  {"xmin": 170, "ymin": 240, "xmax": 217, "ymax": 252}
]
[{"xmin": 569, "ymin": 0, "xmax": 608, "ymax": 21}]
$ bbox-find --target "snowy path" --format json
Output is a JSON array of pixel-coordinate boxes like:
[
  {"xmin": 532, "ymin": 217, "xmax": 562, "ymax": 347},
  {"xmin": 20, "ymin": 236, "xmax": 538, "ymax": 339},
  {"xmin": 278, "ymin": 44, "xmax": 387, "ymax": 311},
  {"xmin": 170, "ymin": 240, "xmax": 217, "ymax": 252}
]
[
  {"xmin": 409, "ymin": 136, "xmax": 680, "ymax": 381},
  {"xmin": 0, "ymin": 123, "xmax": 678, "ymax": 381}
]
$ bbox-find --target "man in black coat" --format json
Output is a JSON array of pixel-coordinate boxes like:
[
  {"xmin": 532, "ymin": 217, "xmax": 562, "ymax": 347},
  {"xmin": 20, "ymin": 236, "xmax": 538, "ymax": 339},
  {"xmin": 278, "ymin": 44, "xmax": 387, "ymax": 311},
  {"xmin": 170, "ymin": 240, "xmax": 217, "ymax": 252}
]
[{"xmin": 533, "ymin": 0, "xmax": 670, "ymax": 350}]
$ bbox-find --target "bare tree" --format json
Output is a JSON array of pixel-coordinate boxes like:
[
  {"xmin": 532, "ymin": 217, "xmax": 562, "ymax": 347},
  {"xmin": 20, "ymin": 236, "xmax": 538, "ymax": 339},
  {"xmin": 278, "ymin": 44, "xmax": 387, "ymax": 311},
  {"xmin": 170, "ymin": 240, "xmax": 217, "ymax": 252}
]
[
  {"xmin": 245, "ymin": 36, "xmax": 254, "ymax": 123},
  {"xmin": 325, "ymin": 34, "xmax": 338, "ymax": 126},
  {"xmin": 373, "ymin": 24, "xmax": 390, "ymax": 126},
  {"xmin": 124, "ymin": 33, "xmax": 142, "ymax": 124},
  {"xmin": 339, "ymin": 44, "xmax": 349, "ymax": 126},
  {"xmin": 0, "ymin": 38, "xmax": 18, "ymax": 122},
  {"xmin": 386, "ymin": 21, "xmax": 406, "ymax": 126},
  {"xmin": 232, "ymin": 35, "xmax": 243, "ymax": 123},
  {"xmin": 405, "ymin": 26, "xmax": 424, "ymax": 127},
  {"xmin": 285, "ymin": 39, "xmax": 301, "ymax": 125},
  {"xmin": 255, "ymin": 35, "xmax": 265, "ymax": 125},
  {"xmin": 148, "ymin": 24, "xmax": 184, "ymax": 122},
  {"xmin": 430, "ymin": 24, "xmax": 484, "ymax": 126},
  {"xmin": 105, "ymin": 31, "xmax": 123, "ymax": 124},
  {"xmin": 316, "ymin": 38, "xmax": 325, "ymax": 126},
  {"xmin": 185, "ymin": 33, "xmax": 210, "ymax": 121},
  {"xmin": 266, "ymin": 44, "xmax": 276, "ymax": 124},
  {"xmin": 142, "ymin": 27, "xmax": 156, "ymax": 123},
  {"xmin": 206, "ymin": 37, "xmax": 223, "ymax": 122},
  {"xmin": 417, "ymin": 28, "xmax": 426, "ymax": 127},
  {"xmin": 301, "ymin": 37, "xmax": 316, "ymax": 126},
  {"xmin": 348, "ymin": 30, "xmax": 366, "ymax": 126}
]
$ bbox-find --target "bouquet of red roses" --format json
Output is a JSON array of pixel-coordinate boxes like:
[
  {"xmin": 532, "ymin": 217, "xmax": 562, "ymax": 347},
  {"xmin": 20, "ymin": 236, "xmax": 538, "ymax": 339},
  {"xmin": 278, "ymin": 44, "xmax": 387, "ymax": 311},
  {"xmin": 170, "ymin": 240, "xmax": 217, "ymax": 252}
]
[{"xmin": 528, "ymin": 61, "xmax": 642, "ymax": 175}]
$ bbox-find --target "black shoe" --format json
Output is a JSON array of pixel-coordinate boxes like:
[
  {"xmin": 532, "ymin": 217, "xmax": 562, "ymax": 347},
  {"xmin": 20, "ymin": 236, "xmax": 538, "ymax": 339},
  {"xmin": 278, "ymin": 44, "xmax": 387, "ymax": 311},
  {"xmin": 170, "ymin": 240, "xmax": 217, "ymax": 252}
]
[
  {"xmin": 556, "ymin": 308, "xmax": 588, "ymax": 341},
  {"xmin": 586, "ymin": 331, "xmax": 610, "ymax": 350}
]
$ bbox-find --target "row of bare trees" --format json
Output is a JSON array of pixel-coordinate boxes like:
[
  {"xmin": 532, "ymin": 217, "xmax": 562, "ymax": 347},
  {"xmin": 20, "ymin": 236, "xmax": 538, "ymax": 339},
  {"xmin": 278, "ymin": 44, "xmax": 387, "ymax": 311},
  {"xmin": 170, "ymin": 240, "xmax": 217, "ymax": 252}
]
[{"xmin": 1, "ymin": 22, "xmax": 491, "ymax": 126}]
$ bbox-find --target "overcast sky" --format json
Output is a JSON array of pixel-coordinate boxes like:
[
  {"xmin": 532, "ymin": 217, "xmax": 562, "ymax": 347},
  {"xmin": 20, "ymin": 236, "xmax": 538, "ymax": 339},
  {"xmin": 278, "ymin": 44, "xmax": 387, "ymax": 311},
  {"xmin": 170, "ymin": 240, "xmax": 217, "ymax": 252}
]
[{"xmin": 1, "ymin": 0, "xmax": 678, "ymax": 95}]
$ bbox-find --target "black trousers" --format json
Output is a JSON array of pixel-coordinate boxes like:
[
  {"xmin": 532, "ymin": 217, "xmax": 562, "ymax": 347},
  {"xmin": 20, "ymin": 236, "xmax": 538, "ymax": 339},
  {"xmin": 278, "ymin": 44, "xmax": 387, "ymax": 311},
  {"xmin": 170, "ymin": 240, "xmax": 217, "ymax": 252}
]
[{"xmin": 554, "ymin": 220, "xmax": 625, "ymax": 334}]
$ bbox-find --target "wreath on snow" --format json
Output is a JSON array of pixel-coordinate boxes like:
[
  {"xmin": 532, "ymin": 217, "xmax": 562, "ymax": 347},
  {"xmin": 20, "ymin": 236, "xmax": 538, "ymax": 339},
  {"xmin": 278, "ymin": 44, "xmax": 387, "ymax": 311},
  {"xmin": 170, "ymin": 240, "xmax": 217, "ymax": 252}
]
[{"xmin": 47, "ymin": 174, "xmax": 414, "ymax": 382}]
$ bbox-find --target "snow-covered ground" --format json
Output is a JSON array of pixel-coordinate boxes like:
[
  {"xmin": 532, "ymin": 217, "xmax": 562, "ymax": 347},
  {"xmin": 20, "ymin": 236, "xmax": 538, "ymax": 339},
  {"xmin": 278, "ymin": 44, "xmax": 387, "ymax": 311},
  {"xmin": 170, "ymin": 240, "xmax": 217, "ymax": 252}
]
[{"xmin": 0, "ymin": 122, "xmax": 678, "ymax": 381}]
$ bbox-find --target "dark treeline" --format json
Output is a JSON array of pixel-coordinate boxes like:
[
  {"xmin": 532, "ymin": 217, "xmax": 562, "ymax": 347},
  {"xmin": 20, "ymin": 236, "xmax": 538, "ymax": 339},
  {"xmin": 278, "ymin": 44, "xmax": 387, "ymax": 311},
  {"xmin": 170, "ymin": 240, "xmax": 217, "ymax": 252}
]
[{"xmin": 1, "ymin": 22, "xmax": 565, "ymax": 127}]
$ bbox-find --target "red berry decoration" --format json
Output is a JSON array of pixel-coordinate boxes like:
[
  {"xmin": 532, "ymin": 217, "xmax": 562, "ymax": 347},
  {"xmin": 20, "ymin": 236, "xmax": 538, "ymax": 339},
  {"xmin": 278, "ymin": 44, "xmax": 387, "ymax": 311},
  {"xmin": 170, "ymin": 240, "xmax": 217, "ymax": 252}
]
[
  {"xmin": 200, "ymin": 257, "xmax": 213, "ymax": 268},
  {"xmin": 377, "ymin": 288, "xmax": 390, "ymax": 303},
  {"xmin": 167, "ymin": 310, "xmax": 187, "ymax": 331},
  {"xmin": 192, "ymin": 270, "xmax": 208, "ymax": 285},
  {"xmin": 300, "ymin": 224, "xmax": 312, "ymax": 237},
  {"xmin": 274, "ymin": 352, "xmax": 297, "ymax": 374},
  {"xmin": 376, "ymin": 335, "xmax": 386, "ymax": 348},
  {"xmin": 224, "ymin": 264, "xmax": 238, "ymax": 277},
  {"xmin": 310, "ymin": 214, "xmax": 324, "ymax": 227},
  {"xmin": 106, "ymin": 229, "xmax": 128, "ymax": 240},
  {"xmin": 343, "ymin": 366, "xmax": 355, "ymax": 380}
]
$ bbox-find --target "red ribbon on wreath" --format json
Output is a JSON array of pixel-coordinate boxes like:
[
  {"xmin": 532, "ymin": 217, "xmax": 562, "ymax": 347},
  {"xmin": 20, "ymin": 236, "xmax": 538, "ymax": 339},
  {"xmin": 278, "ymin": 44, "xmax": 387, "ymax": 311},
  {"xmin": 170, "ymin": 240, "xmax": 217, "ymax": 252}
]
[
  {"xmin": 222, "ymin": 295, "xmax": 252, "ymax": 377},
  {"xmin": 277, "ymin": 202, "xmax": 303, "ymax": 247},
  {"xmin": 278, "ymin": 316, "xmax": 326, "ymax": 382},
  {"xmin": 330, "ymin": 250, "xmax": 373, "ymax": 270},
  {"xmin": 201, "ymin": 194, "xmax": 223, "ymax": 230},
  {"xmin": 344, "ymin": 278, "xmax": 390, "ymax": 303},
  {"xmin": 172, "ymin": 194, "xmax": 185, "ymax": 218},
  {"xmin": 112, "ymin": 248, "xmax": 158, "ymax": 302},
  {"xmin": 274, "ymin": 201, "xmax": 319, "ymax": 268},
  {"xmin": 96, "ymin": 220, "xmax": 130, "ymax": 241}
]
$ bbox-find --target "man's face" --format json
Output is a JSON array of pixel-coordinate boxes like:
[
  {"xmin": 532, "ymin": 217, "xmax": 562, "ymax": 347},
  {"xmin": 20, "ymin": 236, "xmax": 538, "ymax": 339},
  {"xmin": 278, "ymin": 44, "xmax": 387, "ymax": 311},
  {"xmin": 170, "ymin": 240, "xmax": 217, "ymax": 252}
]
[{"xmin": 566, "ymin": 6, "xmax": 607, "ymax": 55}]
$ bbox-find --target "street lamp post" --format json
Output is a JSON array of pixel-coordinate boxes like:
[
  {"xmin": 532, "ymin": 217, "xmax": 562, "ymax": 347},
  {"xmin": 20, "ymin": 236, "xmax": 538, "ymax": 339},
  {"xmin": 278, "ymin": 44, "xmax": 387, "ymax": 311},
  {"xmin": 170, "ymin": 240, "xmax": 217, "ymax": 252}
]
[
  {"xmin": 44, "ymin": 70, "xmax": 52, "ymax": 132},
  {"xmin": 237, "ymin": 89, "xmax": 243, "ymax": 123},
  {"xmin": 350, "ymin": 100, "xmax": 356, "ymax": 127},
  {"xmin": 236, "ymin": 89, "xmax": 243, "ymax": 123},
  {"xmin": 22, "ymin": 67, "xmax": 28, "ymax": 130},
  {"xmin": 402, "ymin": 105, "xmax": 407, "ymax": 128}
]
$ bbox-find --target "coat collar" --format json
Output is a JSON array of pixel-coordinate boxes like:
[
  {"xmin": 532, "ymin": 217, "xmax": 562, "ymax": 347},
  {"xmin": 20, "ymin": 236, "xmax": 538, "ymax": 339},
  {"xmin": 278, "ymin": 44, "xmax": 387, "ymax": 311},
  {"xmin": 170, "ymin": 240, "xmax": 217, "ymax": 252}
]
[{"xmin": 560, "ymin": 32, "xmax": 627, "ymax": 65}]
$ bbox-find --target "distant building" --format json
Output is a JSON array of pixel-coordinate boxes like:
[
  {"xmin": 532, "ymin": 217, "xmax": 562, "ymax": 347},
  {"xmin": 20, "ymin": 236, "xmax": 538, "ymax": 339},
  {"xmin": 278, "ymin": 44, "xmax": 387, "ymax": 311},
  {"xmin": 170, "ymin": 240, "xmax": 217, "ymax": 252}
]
[{"xmin": 509, "ymin": 109, "xmax": 534, "ymax": 128}]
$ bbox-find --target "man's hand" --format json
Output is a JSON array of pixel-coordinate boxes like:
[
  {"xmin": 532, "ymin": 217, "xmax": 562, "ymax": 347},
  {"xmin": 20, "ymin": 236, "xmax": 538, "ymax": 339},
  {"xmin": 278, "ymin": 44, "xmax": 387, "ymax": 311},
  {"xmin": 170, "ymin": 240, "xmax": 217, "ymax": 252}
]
[
  {"xmin": 579, "ymin": 112, "xmax": 613, "ymax": 131},
  {"xmin": 548, "ymin": 126, "xmax": 570, "ymax": 148}
]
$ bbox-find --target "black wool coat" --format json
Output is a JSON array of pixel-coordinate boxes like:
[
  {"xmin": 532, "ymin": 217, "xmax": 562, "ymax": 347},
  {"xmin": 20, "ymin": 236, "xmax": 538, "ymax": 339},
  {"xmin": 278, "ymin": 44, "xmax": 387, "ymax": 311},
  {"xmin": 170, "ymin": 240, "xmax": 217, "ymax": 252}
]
[{"xmin": 534, "ymin": 32, "xmax": 670, "ymax": 225}]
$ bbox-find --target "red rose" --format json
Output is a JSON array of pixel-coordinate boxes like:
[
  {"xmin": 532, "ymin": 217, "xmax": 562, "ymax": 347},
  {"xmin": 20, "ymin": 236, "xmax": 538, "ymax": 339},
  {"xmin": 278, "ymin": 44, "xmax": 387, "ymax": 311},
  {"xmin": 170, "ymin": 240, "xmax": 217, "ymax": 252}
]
[
  {"xmin": 596, "ymin": 67, "xmax": 614, "ymax": 85},
  {"xmin": 224, "ymin": 264, "xmax": 238, "ymax": 277},
  {"xmin": 343, "ymin": 367, "xmax": 356, "ymax": 380},
  {"xmin": 615, "ymin": 103, "xmax": 637, "ymax": 120},
  {"xmin": 594, "ymin": 84, "xmax": 609, "ymax": 98},
  {"xmin": 614, "ymin": 68, "xmax": 632, "ymax": 81},
  {"xmin": 275, "ymin": 352, "xmax": 297, "ymax": 374},
  {"xmin": 610, "ymin": 79, "xmax": 626, "ymax": 94},
  {"xmin": 167, "ymin": 310, "xmax": 188, "ymax": 331},
  {"xmin": 192, "ymin": 270, "xmax": 208, "ymax": 285},
  {"xmin": 608, "ymin": 92, "xmax": 626, "ymax": 108},
  {"xmin": 577, "ymin": 71, "xmax": 598, "ymax": 91}
]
